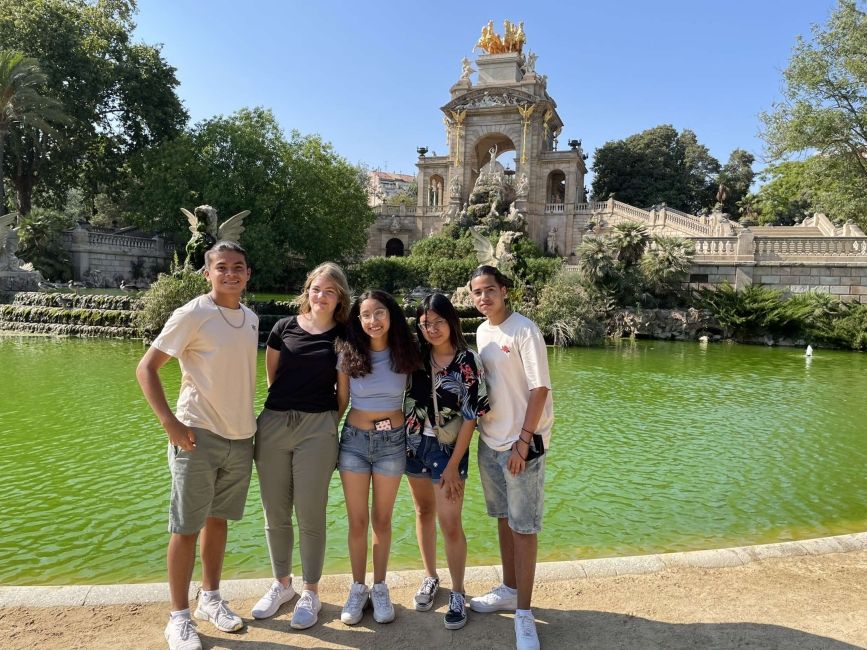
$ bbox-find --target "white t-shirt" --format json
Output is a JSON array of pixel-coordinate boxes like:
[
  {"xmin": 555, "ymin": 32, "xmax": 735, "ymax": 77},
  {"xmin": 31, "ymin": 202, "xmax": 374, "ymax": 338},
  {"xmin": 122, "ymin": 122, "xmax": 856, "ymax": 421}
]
[
  {"xmin": 151, "ymin": 294, "xmax": 259, "ymax": 440},
  {"xmin": 476, "ymin": 311, "xmax": 554, "ymax": 452}
]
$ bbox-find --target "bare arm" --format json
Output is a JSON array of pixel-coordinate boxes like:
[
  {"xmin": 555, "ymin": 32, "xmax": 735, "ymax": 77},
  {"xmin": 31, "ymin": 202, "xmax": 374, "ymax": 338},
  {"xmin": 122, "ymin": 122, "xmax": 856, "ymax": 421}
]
[
  {"xmin": 440, "ymin": 417, "xmax": 476, "ymax": 501},
  {"xmin": 265, "ymin": 346, "xmax": 280, "ymax": 388},
  {"xmin": 135, "ymin": 346, "xmax": 196, "ymax": 451},
  {"xmin": 336, "ymin": 370, "xmax": 350, "ymax": 421},
  {"xmin": 508, "ymin": 386, "xmax": 549, "ymax": 475}
]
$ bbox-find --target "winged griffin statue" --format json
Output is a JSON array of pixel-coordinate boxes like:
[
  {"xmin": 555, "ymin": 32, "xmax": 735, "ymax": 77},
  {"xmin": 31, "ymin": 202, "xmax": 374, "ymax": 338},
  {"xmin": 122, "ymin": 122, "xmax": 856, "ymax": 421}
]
[
  {"xmin": 469, "ymin": 227, "xmax": 523, "ymax": 278},
  {"xmin": 181, "ymin": 205, "xmax": 250, "ymax": 270}
]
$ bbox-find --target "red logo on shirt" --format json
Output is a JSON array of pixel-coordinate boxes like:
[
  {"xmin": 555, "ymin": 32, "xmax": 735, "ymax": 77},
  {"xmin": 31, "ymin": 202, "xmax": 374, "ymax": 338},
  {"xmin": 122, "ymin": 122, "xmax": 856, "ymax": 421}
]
[{"xmin": 501, "ymin": 345, "xmax": 510, "ymax": 354}]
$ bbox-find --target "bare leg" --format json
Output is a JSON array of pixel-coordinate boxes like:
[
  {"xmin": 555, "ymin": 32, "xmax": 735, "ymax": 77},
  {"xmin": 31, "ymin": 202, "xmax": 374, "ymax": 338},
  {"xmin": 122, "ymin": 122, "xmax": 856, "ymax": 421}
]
[
  {"xmin": 512, "ymin": 531, "xmax": 537, "ymax": 610},
  {"xmin": 340, "ymin": 470, "xmax": 372, "ymax": 583},
  {"xmin": 370, "ymin": 473, "xmax": 402, "ymax": 583},
  {"xmin": 434, "ymin": 482, "xmax": 465, "ymax": 593},
  {"xmin": 497, "ymin": 517, "xmax": 517, "ymax": 588},
  {"xmin": 407, "ymin": 476, "xmax": 439, "ymax": 579},
  {"xmin": 200, "ymin": 516, "xmax": 227, "ymax": 591},
  {"xmin": 167, "ymin": 532, "xmax": 198, "ymax": 611}
]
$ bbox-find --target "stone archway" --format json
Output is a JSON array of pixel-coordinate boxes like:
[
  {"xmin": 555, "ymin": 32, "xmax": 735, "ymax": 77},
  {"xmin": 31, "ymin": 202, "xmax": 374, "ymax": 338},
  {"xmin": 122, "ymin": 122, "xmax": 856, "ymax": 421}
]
[
  {"xmin": 546, "ymin": 170, "xmax": 566, "ymax": 204},
  {"xmin": 385, "ymin": 238, "xmax": 405, "ymax": 257},
  {"xmin": 470, "ymin": 132, "xmax": 518, "ymax": 188}
]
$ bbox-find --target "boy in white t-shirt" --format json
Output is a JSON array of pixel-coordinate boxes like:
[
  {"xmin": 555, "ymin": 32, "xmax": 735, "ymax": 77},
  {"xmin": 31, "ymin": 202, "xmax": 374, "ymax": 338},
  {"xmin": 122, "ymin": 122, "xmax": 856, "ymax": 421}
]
[
  {"xmin": 467, "ymin": 265, "xmax": 553, "ymax": 650},
  {"xmin": 136, "ymin": 241, "xmax": 259, "ymax": 650}
]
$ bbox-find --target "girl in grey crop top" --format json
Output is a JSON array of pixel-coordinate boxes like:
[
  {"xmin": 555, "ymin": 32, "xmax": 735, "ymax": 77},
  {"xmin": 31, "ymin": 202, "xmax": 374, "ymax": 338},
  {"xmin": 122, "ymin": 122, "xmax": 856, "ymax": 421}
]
[{"xmin": 339, "ymin": 348, "xmax": 407, "ymax": 411}]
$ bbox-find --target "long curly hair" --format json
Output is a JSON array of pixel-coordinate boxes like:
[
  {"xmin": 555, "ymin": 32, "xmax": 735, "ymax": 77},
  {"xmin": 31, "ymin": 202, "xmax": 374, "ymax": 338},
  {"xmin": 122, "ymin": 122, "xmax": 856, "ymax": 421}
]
[
  {"xmin": 337, "ymin": 290, "xmax": 421, "ymax": 378},
  {"xmin": 415, "ymin": 293, "xmax": 468, "ymax": 355}
]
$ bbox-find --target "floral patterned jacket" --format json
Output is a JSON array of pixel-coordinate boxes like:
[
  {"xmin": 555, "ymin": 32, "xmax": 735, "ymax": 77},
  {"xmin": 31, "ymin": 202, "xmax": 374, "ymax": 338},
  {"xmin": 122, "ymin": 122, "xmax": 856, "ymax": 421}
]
[{"xmin": 404, "ymin": 348, "xmax": 489, "ymax": 443}]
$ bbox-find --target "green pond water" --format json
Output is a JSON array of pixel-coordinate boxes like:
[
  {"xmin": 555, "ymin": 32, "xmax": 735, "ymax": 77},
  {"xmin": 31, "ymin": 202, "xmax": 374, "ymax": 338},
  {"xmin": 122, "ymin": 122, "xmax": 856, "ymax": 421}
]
[{"xmin": 1, "ymin": 335, "xmax": 865, "ymax": 586}]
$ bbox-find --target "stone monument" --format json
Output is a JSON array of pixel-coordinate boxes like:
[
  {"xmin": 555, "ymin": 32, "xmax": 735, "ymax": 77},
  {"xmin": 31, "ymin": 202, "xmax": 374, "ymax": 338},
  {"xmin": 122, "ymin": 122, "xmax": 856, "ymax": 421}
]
[{"xmin": 0, "ymin": 213, "xmax": 42, "ymax": 292}]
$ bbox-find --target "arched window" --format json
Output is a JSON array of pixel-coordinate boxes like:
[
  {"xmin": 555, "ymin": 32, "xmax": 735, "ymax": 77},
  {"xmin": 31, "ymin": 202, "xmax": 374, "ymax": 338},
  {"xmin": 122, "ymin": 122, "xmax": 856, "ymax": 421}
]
[
  {"xmin": 385, "ymin": 238, "xmax": 405, "ymax": 257},
  {"xmin": 428, "ymin": 175, "xmax": 444, "ymax": 206},
  {"xmin": 546, "ymin": 170, "xmax": 566, "ymax": 203}
]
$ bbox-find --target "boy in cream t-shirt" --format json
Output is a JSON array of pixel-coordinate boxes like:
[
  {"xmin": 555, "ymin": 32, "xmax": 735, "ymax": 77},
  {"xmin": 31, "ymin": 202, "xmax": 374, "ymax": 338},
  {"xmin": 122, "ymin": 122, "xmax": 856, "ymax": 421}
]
[{"xmin": 136, "ymin": 241, "xmax": 258, "ymax": 650}]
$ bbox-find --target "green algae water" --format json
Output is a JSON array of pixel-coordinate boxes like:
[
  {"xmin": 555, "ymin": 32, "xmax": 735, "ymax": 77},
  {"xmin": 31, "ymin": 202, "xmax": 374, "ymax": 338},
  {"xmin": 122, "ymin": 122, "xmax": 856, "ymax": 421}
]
[{"xmin": 1, "ymin": 335, "xmax": 865, "ymax": 585}]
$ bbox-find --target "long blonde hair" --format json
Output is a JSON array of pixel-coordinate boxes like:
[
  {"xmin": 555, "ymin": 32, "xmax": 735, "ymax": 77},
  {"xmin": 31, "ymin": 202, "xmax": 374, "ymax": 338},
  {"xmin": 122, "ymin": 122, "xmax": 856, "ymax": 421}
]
[{"xmin": 297, "ymin": 262, "xmax": 351, "ymax": 324}]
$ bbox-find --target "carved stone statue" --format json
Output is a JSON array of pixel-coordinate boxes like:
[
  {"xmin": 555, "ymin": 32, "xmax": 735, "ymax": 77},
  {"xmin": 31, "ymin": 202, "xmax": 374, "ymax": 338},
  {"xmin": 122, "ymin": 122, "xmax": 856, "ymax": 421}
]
[
  {"xmin": 515, "ymin": 172, "xmax": 529, "ymax": 198},
  {"xmin": 547, "ymin": 226, "xmax": 559, "ymax": 256},
  {"xmin": 0, "ymin": 212, "xmax": 42, "ymax": 290},
  {"xmin": 523, "ymin": 51, "xmax": 538, "ymax": 75},
  {"xmin": 182, "ymin": 205, "xmax": 251, "ymax": 269},
  {"xmin": 469, "ymin": 227, "xmax": 523, "ymax": 278},
  {"xmin": 449, "ymin": 175, "xmax": 462, "ymax": 199},
  {"xmin": 715, "ymin": 183, "xmax": 729, "ymax": 207},
  {"xmin": 460, "ymin": 57, "xmax": 474, "ymax": 81}
]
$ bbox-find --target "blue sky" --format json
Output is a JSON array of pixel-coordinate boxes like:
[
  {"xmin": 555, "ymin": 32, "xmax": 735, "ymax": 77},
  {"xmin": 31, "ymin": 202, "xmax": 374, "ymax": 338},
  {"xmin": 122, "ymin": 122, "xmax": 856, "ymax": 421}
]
[{"xmin": 133, "ymin": 0, "xmax": 840, "ymax": 183}]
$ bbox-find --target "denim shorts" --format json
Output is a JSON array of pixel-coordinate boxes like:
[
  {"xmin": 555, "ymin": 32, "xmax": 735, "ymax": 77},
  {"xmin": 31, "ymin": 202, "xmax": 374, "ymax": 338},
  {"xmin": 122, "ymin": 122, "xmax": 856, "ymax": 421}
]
[
  {"xmin": 406, "ymin": 434, "xmax": 469, "ymax": 482},
  {"xmin": 338, "ymin": 422, "xmax": 406, "ymax": 477},
  {"xmin": 477, "ymin": 439, "xmax": 545, "ymax": 534},
  {"xmin": 167, "ymin": 427, "xmax": 254, "ymax": 535}
]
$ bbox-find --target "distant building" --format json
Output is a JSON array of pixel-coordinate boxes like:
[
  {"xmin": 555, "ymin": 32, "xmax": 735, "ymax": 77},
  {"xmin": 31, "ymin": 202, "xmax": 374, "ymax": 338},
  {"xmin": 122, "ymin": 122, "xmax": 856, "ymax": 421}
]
[{"xmin": 368, "ymin": 171, "xmax": 416, "ymax": 207}]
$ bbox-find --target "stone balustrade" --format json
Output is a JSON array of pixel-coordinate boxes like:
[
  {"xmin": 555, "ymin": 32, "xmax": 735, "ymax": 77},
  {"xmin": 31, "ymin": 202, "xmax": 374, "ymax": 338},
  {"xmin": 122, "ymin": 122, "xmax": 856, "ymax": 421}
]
[
  {"xmin": 545, "ymin": 203, "xmax": 565, "ymax": 213},
  {"xmin": 754, "ymin": 236, "xmax": 867, "ymax": 261},
  {"xmin": 61, "ymin": 226, "xmax": 176, "ymax": 285}
]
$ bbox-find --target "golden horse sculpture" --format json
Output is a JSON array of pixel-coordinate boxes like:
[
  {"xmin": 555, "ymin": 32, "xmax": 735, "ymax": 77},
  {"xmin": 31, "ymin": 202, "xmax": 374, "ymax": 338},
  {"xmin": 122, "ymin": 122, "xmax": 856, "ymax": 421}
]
[{"xmin": 474, "ymin": 20, "xmax": 525, "ymax": 55}]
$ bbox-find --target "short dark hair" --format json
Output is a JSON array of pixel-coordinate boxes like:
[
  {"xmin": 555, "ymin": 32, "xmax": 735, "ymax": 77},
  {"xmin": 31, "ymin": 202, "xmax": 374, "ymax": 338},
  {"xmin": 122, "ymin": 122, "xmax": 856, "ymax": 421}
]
[
  {"xmin": 470, "ymin": 264, "xmax": 512, "ymax": 288},
  {"xmin": 415, "ymin": 293, "xmax": 468, "ymax": 353},
  {"xmin": 204, "ymin": 240, "xmax": 250, "ymax": 268}
]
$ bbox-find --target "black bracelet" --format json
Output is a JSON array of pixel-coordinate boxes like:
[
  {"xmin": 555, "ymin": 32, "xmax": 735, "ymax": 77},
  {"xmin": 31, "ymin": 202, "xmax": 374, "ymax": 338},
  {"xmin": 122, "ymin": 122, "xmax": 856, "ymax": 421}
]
[
  {"xmin": 521, "ymin": 427, "xmax": 535, "ymax": 436},
  {"xmin": 511, "ymin": 441, "xmax": 528, "ymax": 461},
  {"xmin": 518, "ymin": 434, "xmax": 532, "ymax": 445}
]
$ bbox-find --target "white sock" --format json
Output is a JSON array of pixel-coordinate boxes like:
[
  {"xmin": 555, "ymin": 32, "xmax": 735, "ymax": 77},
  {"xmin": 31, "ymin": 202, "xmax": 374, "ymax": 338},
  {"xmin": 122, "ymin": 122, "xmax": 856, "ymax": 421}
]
[
  {"xmin": 202, "ymin": 589, "xmax": 220, "ymax": 601},
  {"xmin": 170, "ymin": 608, "xmax": 191, "ymax": 620},
  {"xmin": 516, "ymin": 608, "xmax": 533, "ymax": 618},
  {"xmin": 502, "ymin": 583, "xmax": 518, "ymax": 594}
]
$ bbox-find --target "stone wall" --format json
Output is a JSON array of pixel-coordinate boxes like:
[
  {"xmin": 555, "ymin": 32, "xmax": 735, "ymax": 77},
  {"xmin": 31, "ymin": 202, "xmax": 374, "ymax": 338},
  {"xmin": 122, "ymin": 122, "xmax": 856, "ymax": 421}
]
[
  {"xmin": 689, "ymin": 263, "xmax": 867, "ymax": 303},
  {"xmin": 61, "ymin": 225, "xmax": 176, "ymax": 286}
]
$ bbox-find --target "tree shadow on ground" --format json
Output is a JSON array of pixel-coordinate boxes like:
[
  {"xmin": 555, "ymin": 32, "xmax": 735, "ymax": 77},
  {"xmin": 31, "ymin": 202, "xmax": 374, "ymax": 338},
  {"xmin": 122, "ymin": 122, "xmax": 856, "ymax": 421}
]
[{"xmin": 196, "ymin": 603, "xmax": 864, "ymax": 650}]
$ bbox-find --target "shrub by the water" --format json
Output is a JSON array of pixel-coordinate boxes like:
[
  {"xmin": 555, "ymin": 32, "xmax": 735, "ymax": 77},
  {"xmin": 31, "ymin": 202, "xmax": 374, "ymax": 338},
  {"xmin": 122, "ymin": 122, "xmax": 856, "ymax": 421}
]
[
  {"xmin": 531, "ymin": 268, "xmax": 606, "ymax": 346},
  {"xmin": 135, "ymin": 263, "xmax": 209, "ymax": 341}
]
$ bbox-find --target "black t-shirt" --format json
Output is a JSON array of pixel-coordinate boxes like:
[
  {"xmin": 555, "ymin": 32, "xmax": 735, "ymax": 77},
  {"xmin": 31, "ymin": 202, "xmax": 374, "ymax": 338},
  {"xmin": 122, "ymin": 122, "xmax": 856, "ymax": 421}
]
[{"xmin": 264, "ymin": 316, "xmax": 344, "ymax": 412}]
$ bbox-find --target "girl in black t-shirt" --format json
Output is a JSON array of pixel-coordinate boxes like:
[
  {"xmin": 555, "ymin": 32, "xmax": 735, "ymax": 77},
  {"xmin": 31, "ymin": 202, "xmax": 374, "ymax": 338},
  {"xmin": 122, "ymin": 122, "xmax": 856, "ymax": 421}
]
[{"xmin": 250, "ymin": 262, "xmax": 350, "ymax": 630}]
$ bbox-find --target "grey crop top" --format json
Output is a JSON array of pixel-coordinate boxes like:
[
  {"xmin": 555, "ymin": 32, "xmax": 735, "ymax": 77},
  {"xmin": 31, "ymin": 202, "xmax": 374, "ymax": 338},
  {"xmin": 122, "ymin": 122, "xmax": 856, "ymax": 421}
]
[{"xmin": 339, "ymin": 348, "xmax": 408, "ymax": 411}]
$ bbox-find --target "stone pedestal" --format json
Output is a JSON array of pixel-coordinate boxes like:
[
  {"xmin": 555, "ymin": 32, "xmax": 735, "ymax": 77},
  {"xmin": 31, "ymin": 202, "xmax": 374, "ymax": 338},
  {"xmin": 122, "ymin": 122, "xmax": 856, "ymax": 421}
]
[
  {"xmin": 476, "ymin": 52, "xmax": 523, "ymax": 85},
  {"xmin": 0, "ymin": 269, "xmax": 42, "ymax": 292}
]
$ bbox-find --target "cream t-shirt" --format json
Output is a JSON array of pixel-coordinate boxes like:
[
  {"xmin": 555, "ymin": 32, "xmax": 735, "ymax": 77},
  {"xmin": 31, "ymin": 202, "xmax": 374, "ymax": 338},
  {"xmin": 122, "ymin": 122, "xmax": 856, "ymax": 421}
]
[
  {"xmin": 152, "ymin": 294, "xmax": 259, "ymax": 440},
  {"xmin": 476, "ymin": 312, "xmax": 554, "ymax": 452}
]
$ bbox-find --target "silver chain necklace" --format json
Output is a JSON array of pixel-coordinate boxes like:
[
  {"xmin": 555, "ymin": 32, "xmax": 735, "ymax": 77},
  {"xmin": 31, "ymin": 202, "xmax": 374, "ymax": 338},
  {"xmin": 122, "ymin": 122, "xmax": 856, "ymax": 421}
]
[{"xmin": 209, "ymin": 295, "xmax": 246, "ymax": 329}]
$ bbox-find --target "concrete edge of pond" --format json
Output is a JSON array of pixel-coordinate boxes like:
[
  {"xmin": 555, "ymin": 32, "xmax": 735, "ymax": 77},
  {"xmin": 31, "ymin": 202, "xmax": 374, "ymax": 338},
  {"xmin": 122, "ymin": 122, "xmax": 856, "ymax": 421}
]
[{"xmin": 2, "ymin": 531, "xmax": 865, "ymax": 608}]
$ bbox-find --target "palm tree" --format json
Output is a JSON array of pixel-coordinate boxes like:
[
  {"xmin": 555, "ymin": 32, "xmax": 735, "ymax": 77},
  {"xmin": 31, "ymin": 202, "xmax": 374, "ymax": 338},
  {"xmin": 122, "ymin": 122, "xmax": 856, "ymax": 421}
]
[
  {"xmin": 0, "ymin": 50, "xmax": 68, "ymax": 214},
  {"xmin": 576, "ymin": 235, "xmax": 620, "ymax": 290},
  {"xmin": 640, "ymin": 235, "xmax": 695, "ymax": 297},
  {"xmin": 611, "ymin": 220, "xmax": 650, "ymax": 265}
]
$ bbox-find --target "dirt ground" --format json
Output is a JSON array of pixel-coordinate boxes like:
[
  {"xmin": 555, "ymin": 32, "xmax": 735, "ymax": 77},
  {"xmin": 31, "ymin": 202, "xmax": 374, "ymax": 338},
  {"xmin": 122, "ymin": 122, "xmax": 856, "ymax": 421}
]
[{"xmin": 2, "ymin": 550, "xmax": 866, "ymax": 649}]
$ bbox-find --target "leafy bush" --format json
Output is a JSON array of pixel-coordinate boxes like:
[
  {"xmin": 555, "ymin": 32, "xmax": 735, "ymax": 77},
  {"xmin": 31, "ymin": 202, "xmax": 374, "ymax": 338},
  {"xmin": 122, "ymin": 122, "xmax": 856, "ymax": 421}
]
[
  {"xmin": 530, "ymin": 268, "xmax": 606, "ymax": 346},
  {"xmin": 135, "ymin": 259, "xmax": 209, "ymax": 341},
  {"xmin": 15, "ymin": 208, "xmax": 75, "ymax": 281},
  {"xmin": 346, "ymin": 256, "xmax": 424, "ymax": 294}
]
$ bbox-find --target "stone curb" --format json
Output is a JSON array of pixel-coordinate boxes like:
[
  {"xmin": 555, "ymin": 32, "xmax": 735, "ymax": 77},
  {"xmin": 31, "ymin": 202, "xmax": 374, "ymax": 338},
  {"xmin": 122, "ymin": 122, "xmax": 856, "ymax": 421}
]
[{"xmin": 2, "ymin": 531, "xmax": 865, "ymax": 608}]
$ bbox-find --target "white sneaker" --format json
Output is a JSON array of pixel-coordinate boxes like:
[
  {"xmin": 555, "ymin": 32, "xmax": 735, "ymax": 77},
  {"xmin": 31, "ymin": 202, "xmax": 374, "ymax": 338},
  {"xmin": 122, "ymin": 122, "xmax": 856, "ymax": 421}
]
[
  {"xmin": 193, "ymin": 596, "xmax": 243, "ymax": 632},
  {"xmin": 515, "ymin": 611, "xmax": 540, "ymax": 650},
  {"xmin": 370, "ymin": 581, "xmax": 395, "ymax": 624},
  {"xmin": 164, "ymin": 616, "xmax": 201, "ymax": 650},
  {"xmin": 340, "ymin": 582, "xmax": 369, "ymax": 625},
  {"xmin": 290, "ymin": 590, "xmax": 322, "ymax": 629},
  {"xmin": 251, "ymin": 580, "xmax": 296, "ymax": 619},
  {"xmin": 469, "ymin": 583, "xmax": 518, "ymax": 613}
]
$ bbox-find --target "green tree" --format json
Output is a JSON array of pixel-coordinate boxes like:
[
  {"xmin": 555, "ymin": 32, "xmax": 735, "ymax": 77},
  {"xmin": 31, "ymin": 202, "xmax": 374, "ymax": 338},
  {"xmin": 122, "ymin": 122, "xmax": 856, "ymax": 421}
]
[
  {"xmin": 126, "ymin": 107, "xmax": 374, "ymax": 289},
  {"xmin": 591, "ymin": 124, "xmax": 721, "ymax": 213},
  {"xmin": 760, "ymin": 0, "xmax": 867, "ymax": 230},
  {"xmin": 0, "ymin": 50, "xmax": 68, "ymax": 214},
  {"xmin": 717, "ymin": 149, "xmax": 755, "ymax": 218},
  {"xmin": 15, "ymin": 207, "xmax": 74, "ymax": 280},
  {"xmin": 640, "ymin": 235, "xmax": 694, "ymax": 300},
  {"xmin": 753, "ymin": 161, "xmax": 813, "ymax": 225},
  {"xmin": 0, "ymin": 0, "xmax": 186, "ymax": 215}
]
